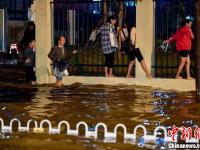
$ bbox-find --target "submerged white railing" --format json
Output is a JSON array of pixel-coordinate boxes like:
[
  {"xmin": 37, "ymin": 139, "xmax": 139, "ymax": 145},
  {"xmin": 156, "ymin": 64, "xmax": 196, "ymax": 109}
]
[{"xmin": 0, "ymin": 117, "xmax": 199, "ymax": 144}]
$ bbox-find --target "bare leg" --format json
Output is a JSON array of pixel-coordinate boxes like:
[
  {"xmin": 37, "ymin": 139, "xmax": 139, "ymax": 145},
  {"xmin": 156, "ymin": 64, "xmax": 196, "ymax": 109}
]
[
  {"xmin": 109, "ymin": 68, "xmax": 112, "ymax": 77},
  {"xmin": 186, "ymin": 56, "xmax": 194, "ymax": 80},
  {"xmin": 109, "ymin": 68, "xmax": 115, "ymax": 77},
  {"xmin": 105, "ymin": 67, "xmax": 109, "ymax": 77},
  {"xmin": 127, "ymin": 60, "xmax": 135, "ymax": 78},
  {"xmin": 176, "ymin": 57, "xmax": 186, "ymax": 79},
  {"xmin": 55, "ymin": 81, "xmax": 58, "ymax": 87},
  {"xmin": 56, "ymin": 80, "xmax": 62, "ymax": 88},
  {"xmin": 57, "ymin": 80, "xmax": 62, "ymax": 87},
  {"xmin": 140, "ymin": 60, "xmax": 153, "ymax": 79},
  {"xmin": 31, "ymin": 81, "xmax": 36, "ymax": 86}
]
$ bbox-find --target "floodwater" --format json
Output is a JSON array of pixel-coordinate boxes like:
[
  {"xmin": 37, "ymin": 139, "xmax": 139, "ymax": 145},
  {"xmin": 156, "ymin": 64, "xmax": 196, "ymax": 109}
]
[{"xmin": 0, "ymin": 68, "xmax": 199, "ymax": 150}]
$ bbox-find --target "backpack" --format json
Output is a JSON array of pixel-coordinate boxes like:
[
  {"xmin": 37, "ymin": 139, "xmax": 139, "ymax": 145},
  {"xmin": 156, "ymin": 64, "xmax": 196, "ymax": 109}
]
[{"xmin": 121, "ymin": 29, "xmax": 131, "ymax": 53}]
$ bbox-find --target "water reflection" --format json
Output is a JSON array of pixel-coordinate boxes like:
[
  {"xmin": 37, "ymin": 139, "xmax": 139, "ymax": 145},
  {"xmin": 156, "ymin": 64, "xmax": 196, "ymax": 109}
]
[
  {"xmin": 0, "ymin": 87, "xmax": 37, "ymax": 102},
  {"xmin": 24, "ymin": 87, "xmax": 57, "ymax": 119}
]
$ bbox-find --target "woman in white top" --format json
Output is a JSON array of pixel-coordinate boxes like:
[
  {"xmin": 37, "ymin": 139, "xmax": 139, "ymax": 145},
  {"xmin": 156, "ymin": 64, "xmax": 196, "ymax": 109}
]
[{"xmin": 121, "ymin": 26, "xmax": 153, "ymax": 79}]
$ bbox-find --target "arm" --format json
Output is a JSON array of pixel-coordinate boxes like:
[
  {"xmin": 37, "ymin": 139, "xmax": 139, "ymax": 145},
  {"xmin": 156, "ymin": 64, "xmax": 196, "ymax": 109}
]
[
  {"xmin": 89, "ymin": 29, "xmax": 100, "ymax": 42},
  {"xmin": 96, "ymin": 28, "xmax": 101, "ymax": 34},
  {"xmin": 121, "ymin": 29, "xmax": 125, "ymax": 41},
  {"xmin": 191, "ymin": 31, "xmax": 194, "ymax": 39},
  {"xmin": 130, "ymin": 27, "xmax": 136, "ymax": 45},
  {"xmin": 48, "ymin": 47, "xmax": 57, "ymax": 62},
  {"xmin": 24, "ymin": 49, "xmax": 32, "ymax": 59},
  {"xmin": 166, "ymin": 32, "xmax": 178, "ymax": 44},
  {"xmin": 24, "ymin": 49, "xmax": 31, "ymax": 63},
  {"xmin": 189, "ymin": 29, "xmax": 194, "ymax": 39},
  {"xmin": 167, "ymin": 35, "xmax": 176, "ymax": 43},
  {"xmin": 116, "ymin": 27, "xmax": 120, "ymax": 36}
]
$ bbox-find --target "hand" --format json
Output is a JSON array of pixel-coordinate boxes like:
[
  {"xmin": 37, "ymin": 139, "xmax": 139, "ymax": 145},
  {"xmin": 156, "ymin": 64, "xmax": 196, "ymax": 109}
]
[
  {"xmin": 25, "ymin": 58, "xmax": 31, "ymax": 63},
  {"xmin": 164, "ymin": 40, "xmax": 169, "ymax": 44},
  {"xmin": 191, "ymin": 32, "xmax": 194, "ymax": 39},
  {"xmin": 121, "ymin": 51, "xmax": 126, "ymax": 55},
  {"xmin": 72, "ymin": 49, "xmax": 78, "ymax": 54},
  {"xmin": 116, "ymin": 27, "xmax": 121, "ymax": 35}
]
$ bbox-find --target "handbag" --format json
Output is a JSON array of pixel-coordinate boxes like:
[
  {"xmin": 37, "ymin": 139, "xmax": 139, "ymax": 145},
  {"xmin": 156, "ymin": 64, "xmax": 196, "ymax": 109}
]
[
  {"xmin": 160, "ymin": 41, "xmax": 169, "ymax": 52},
  {"xmin": 109, "ymin": 25, "xmax": 118, "ymax": 48},
  {"xmin": 53, "ymin": 62, "xmax": 69, "ymax": 77},
  {"xmin": 63, "ymin": 69, "xmax": 69, "ymax": 76}
]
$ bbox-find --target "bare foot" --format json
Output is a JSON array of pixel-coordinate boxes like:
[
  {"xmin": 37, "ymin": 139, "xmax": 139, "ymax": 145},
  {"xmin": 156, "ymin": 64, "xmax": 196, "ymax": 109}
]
[
  {"xmin": 176, "ymin": 76, "xmax": 183, "ymax": 79},
  {"xmin": 146, "ymin": 74, "xmax": 153, "ymax": 79},
  {"xmin": 55, "ymin": 84, "xmax": 62, "ymax": 88},
  {"xmin": 31, "ymin": 81, "xmax": 37, "ymax": 86},
  {"xmin": 126, "ymin": 75, "xmax": 133, "ymax": 78},
  {"xmin": 187, "ymin": 77, "xmax": 195, "ymax": 80},
  {"xmin": 109, "ymin": 74, "xmax": 115, "ymax": 77}
]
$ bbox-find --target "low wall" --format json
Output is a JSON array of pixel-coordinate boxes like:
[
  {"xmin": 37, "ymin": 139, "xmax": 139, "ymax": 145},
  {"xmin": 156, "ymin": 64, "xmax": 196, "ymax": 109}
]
[{"xmin": 48, "ymin": 76, "xmax": 195, "ymax": 92}]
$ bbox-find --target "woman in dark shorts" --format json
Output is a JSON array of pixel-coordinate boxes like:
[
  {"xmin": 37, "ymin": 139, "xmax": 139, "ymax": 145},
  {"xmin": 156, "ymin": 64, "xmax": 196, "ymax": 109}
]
[
  {"xmin": 127, "ymin": 46, "xmax": 144, "ymax": 64},
  {"xmin": 121, "ymin": 26, "xmax": 153, "ymax": 79},
  {"xmin": 166, "ymin": 19, "xmax": 194, "ymax": 80}
]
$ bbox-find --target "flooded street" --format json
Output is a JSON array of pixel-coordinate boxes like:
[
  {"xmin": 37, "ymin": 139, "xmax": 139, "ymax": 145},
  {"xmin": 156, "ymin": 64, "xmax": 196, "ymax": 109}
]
[{"xmin": 0, "ymin": 70, "xmax": 199, "ymax": 149}]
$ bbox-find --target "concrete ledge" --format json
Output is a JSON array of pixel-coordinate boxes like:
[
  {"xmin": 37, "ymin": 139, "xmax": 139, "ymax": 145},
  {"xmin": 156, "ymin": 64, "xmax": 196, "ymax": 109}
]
[{"xmin": 48, "ymin": 76, "xmax": 195, "ymax": 92}]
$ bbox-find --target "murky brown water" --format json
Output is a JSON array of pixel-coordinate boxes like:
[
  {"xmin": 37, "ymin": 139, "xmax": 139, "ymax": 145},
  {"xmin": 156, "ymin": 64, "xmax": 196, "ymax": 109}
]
[{"xmin": 0, "ymin": 81, "xmax": 199, "ymax": 150}]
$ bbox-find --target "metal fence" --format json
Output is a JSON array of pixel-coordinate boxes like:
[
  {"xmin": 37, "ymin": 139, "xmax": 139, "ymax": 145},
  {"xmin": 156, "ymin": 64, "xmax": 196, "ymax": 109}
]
[
  {"xmin": 154, "ymin": 0, "xmax": 195, "ymax": 78},
  {"xmin": 51, "ymin": 0, "xmax": 195, "ymax": 78},
  {"xmin": 51, "ymin": 0, "xmax": 136, "ymax": 77},
  {"xmin": 0, "ymin": 0, "xmax": 33, "ymax": 20}
]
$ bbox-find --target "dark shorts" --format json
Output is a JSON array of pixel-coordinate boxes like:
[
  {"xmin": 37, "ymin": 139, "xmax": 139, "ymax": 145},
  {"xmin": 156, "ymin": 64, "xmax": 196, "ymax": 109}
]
[
  {"xmin": 179, "ymin": 50, "xmax": 190, "ymax": 57},
  {"xmin": 104, "ymin": 52, "xmax": 115, "ymax": 68},
  {"xmin": 128, "ymin": 48, "xmax": 144, "ymax": 62}
]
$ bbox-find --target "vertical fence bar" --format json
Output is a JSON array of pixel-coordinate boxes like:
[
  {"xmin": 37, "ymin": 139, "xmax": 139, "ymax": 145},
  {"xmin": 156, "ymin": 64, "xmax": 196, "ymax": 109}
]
[
  {"xmin": 57, "ymin": 8, "xmax": 60, "ymax": 38},
  {"xmin": 86, "ymin": 11, "xmax": 89, "ymax": 74},
  {"xmin": 76, "ymin": 6, "xmax": 79, "ymax": 75},
  {"xmin": 81, "ymin": 10, "xmax": 84, "ymax": 75},
  {"xmin": 166, "ymin": 2, "xmax": 169, "ymax": 78},
  {"xmin": 23, "ymin": 0, "xmax": 26, "ymax": 19},
  {"xmin": 155, "ymin": 1, "xmax": 158, "ymax": 78},
  {"xmin": 161, "ymin": 2, "xmax": 164, "ymax": 78},
  {"xmin": 72, "ymin": 7, "xmax": 75, "ymax": 69},
  {"xmin": 91, "ymin": 3, "xmax": 94, "ymax": 76},
  {"xmin": 14, "ymin": 0, "xmax": 16, "ymax": 19}
]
